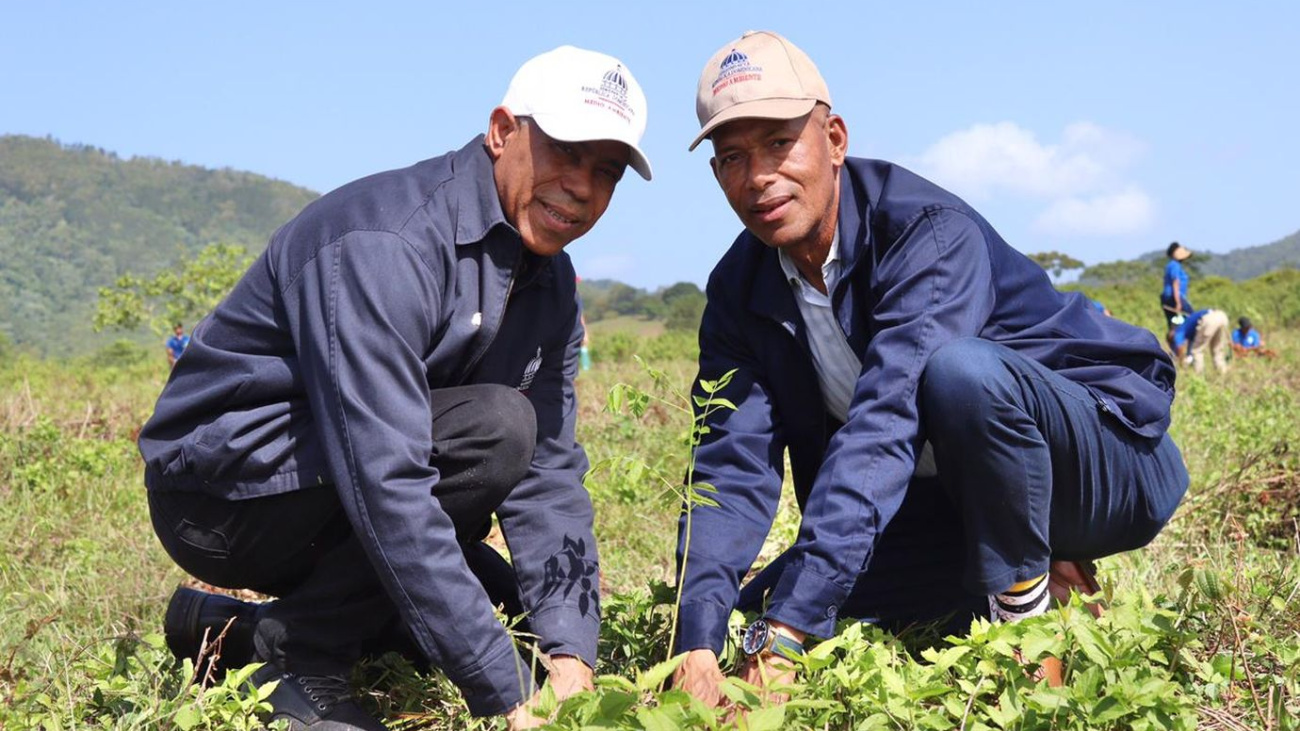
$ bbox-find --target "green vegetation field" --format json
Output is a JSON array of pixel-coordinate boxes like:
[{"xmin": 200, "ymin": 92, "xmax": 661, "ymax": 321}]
[{"xmin": 2, "ymin": 272, "xmax": 1299, "ymax": 730}]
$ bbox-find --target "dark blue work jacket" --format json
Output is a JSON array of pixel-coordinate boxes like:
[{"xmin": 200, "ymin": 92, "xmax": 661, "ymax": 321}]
[
  {"xmin": 139, "ymin": 137, "xmax": 595, "ymax": 716},
  {"xmin": 677, "ymin": 157, "xmax": 1176, "ymax": 652}
]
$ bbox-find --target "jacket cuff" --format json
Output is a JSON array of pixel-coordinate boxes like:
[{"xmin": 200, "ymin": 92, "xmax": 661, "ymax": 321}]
[
  {"xmin": 452, "ymin": 641, "xmax": 535, "ymax": 717},
  {"xmin": 530, "ymin": 604, "xmax": 600, "ymax": 668},
  {"xmin": 673, "ymin": 601, "xmax": 731, "ymax": 656},
  {"xmin": 765, "ymin": 564, "xmax": 850, "ymax": 639}
]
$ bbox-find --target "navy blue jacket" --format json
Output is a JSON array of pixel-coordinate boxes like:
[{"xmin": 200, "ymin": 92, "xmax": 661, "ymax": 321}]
[
  {"xmin": 139, "ymin": 137, "xmax": 597, "ymax": 716},
  {"xmin": 677, "ymin": 158, "xmax": 1176, "ymax": 651}
]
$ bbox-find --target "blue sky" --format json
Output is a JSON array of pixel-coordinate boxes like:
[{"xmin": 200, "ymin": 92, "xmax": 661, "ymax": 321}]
[{"xmin": 3, "ymin": 1, "xmax": 1297, "ymax": 289}]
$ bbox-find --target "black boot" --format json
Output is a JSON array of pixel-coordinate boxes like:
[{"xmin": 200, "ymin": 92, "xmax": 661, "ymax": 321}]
[
  {"xmin": 163, "ymin": 586, "xmax": 262, "ymax": 672},
  {"xmin": 249, "ymin": 664, "xmax": 387, "ymax": 730}
]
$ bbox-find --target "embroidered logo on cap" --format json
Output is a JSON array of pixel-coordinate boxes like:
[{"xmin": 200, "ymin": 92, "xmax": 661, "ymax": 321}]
[
  {"xmin": 581, "ymin": 65, "xmax": 635, "ymax": 124},
  {"xmin": 712, "ymin": 49, "xmax": 763, "ymax": 96}
]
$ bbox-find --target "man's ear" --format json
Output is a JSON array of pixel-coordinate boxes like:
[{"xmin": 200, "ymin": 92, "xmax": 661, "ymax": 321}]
[
  {"xmin": 709, "ymin": 155, "xmax": 722, "ymax": 184},
  {"xmin": 486, "ymin": 107, "xmax": 520, "ymax": 162},
  {"xmin": 826, "ymin": 113, "xmax": 848, "ymax": 167}
]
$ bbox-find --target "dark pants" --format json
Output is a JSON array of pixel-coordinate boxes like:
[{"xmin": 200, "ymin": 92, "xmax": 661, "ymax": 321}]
[
  {"xmin": 920, "ymin": 338, "xmax": 1188, "ymax": 595},
  {"xmin": 739, "ymin": 475, "xmax": 989, "ymax": 634},
  {"xmin": 148, "ymin": 384, "xmax": 535, "ymax": 675},
  {"xmin": 742, "ymin": 338, "xmax": 1187, "ymax": 626},
  {"xmin": 1161, "ymin": 294, "xmax": 1194, "ymax": 327}
]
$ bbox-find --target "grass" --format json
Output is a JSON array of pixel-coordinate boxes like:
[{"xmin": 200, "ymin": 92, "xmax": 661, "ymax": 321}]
[
  {"xmin": 1, "ymin": 324, "xmax": 1298, "ymax": 729},
  {"xmin": 585, "ymin": 315, "xmax": 666, "ymax": 340}
]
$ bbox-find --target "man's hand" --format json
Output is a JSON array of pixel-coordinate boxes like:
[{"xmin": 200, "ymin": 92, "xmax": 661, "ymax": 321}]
[
  {"xmin": 504, "ymin": 655, "xmax": 592, "ymax": 730},
  {"xmin": 1048, "ymin": 560, "xmax": 1104, "ymax": 619},
  {"xmin": 737, "ymin": 621, "xmax": 802, "ymax": 705},
  {"xmin": 547, "ymin": 654, "xmax": 593, "ymax": 701},
  {"xmin": 737, "ymin": 653, "xmax": 795, "ymax": 705},
  {"xmin": 673, "ymin": 649, "xmax": 726, "ymax": 707},
  {"xmin": 505, "ymin": 691, "xmax": 546, "ymax": 731}
]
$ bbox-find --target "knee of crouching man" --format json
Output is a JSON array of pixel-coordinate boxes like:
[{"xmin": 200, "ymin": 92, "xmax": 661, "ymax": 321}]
[{"xmin": 478, "ymin": 384, "xmax": 538, "ymax": 483}]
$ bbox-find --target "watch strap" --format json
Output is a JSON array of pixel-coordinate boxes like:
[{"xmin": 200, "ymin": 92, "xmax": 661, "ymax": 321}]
[{"xmin": 766, "ymin": 630, "xmax": 805, "ymax": 662}]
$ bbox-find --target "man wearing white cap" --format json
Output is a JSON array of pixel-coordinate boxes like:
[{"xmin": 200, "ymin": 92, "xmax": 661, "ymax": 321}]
[
  {"xmin": 674, "ymin": 31, "xmax": 1187, "ymax": 700},
  {"xmin": 139, "ymin": 46, "xmax": 650, "ymax": 729}
]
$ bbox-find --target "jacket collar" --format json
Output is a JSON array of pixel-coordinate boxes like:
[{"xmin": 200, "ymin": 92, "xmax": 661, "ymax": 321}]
[
  {"xmin": 451, "ymin": 134, "xmax": 513, "ymax": 246},
  {"xmin": 835, "ymin": 161, "xmax": 871, "ymax": 278},
  {"xmin": 748, "ymin": 243, "xmax": 799, "ymax": 327},
  {"xmin": 449, "ymin": 135, "xmax": 558, "ymax": 293}
]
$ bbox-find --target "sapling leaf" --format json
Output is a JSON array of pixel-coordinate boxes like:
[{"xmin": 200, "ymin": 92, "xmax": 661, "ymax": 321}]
[
  {"xmin": 922, "ymin": 644, "xmax": 971, "ymax": 672},
  {"xmin": 636, "ymin": 654, "xmax": 687, "ymax": 693},
  {"xmin": 719, "ymin": 676, "xmax": 761, "ymax": 707},
  {"xmin": 744, "ymin": 704, "xmax": 786, "ymax": 731},
  {"xmin": 228, "ymin": 662, "xmax": 263, "ymax": 689},
  {"xmin": 1020, "ymin": 629, "xmax": 1060, "ymax": 661},
  {"xmin": 173, "ymin": 705, "xmax": 201, "ymax": 731},
  {"xmin": 595, "ymin": 674, "xmax": 637, "ymax": 693},
  {"xmin": 635, "ymin": 706, "xmax": 679, "ymax": 731},
  {"xmin": 1025, "ymin": 689, "xmax": 1068, "ymax": 713}
]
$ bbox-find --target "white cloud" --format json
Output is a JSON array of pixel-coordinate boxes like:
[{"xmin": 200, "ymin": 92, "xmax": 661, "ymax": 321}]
[
  {"xmin": 1032, "ymin": 186, "xmax": 1155, "ymax": 236},
  {"xmin": 915, "ymin": 121, "xmax": 1144, "ymax": 199},
  {"xmin": 911, "ymin": 121, "xmax": 1153, "ymax": 238}
]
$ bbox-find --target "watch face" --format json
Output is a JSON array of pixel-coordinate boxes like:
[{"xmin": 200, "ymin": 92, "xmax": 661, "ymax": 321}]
[{"xmin": 742, "ymin": 620, "xmax": 769, "ymax": 656}]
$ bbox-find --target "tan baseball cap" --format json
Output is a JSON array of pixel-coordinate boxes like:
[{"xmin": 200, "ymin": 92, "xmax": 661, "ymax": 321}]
[{"xmin": 689, "ymin": 30, "xmax": 831, "ymax": 151}]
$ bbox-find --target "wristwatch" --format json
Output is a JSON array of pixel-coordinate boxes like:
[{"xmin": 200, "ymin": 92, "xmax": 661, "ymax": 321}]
[{"xmin": 742, "ymin": 619, "xmax": 805, "ymax": 662}]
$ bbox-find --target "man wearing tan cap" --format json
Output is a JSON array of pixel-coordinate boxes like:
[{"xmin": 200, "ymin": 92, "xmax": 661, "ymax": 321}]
[
  {"xmin": 673, "ymin": 30, "xmax": 1189, "ymax": 701},
  {"xmin": 139, "ymin": 46, "xmax": 651, "ymax": 730}
]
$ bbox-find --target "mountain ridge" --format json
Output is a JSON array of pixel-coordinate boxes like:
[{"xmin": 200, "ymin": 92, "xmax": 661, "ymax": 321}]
[
  {"xmin": 1, "ymin": 133, "xmax": 1296, "ymax": 356},
  {"xmin": 0, "ymin": 134, "xmax": 318, "ymax": 354}
]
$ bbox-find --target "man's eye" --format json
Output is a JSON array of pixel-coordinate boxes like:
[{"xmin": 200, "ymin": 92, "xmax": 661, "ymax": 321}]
[{"xmin": 771, "ymin": 138, "xmax": 792, "ymax": 149}]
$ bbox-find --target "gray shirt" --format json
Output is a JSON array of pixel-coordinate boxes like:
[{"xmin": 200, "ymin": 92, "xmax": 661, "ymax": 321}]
[{"xmin": 778, "ymin": 233, "xmax": 936, "ymax": 476}]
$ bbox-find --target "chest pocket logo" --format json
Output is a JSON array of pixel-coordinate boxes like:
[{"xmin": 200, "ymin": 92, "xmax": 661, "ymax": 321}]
[{"xmin": 518, "ymin": 347, "xmax": 542, "ymax": 391}]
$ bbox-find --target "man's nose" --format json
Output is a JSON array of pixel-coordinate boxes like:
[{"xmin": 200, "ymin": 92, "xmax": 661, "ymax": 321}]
[
  {"xmin": 561, "ymin": 164, "xmax": 594, "ymax": 202},
  {"xmin": 745, "ymin": 156, "xmax": 778, "ymax": 191}
]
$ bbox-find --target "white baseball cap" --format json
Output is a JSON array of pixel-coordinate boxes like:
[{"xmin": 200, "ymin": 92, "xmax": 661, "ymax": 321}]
[{"xmin": 501, "ymin": 45, "xmax": 653, "ymax": 181}]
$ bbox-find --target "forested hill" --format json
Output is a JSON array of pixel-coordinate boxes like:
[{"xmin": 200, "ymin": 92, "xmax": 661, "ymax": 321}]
[
  {"xmin": 1201, "ymin": 230, "xmax": 1300, "ymax": 280},
  {"xmin": 0, "ymin": 135, "xmax": 318, "ymax": 355},
  {"xmin": 2, "ymin": 133, "xmax": 1297, "ymax": 357}
]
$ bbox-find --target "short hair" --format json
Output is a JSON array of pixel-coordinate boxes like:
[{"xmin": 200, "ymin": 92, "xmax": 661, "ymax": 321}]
[
  {"xmin": 1165, "ymin": 242, "xmax": 1182, "ymax": 258},
  {"xmin": 1239, "ymin": 317, "xmax": 1253, "ymax": 330},
  {"xmin": 174, "ymin": 322, "xmax": 184, "ymax": 329}
]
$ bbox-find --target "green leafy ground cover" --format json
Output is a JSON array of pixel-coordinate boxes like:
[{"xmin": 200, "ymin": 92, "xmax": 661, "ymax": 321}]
[{"xmin": 2, "ymin": 277, "xmax": 1299, "ymax": 729}]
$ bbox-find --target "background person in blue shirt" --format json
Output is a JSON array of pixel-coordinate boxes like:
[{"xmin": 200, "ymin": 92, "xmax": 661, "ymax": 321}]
[
  {"xmin": 164, "ymin": 322, "xmax": 189, "ymax": 368},
  {"xmin": 672, "ymin": 31, "xmax": 1188, "ymax": 703},
  {"xmin": 1161, "ymin": 241, "xmax": 1194, "ymax": 327},
  {"xmin": 1170, "ymin": 309, "xmax": 1230, "ymax": 374},
  {"xmin": 139, "ymin": 46, "xmax": 652, "ymax": 731},
  {"xmin": 1231, "ymin": 316, "xmax": 1275, "ymax": 358}
]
